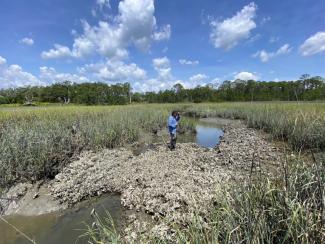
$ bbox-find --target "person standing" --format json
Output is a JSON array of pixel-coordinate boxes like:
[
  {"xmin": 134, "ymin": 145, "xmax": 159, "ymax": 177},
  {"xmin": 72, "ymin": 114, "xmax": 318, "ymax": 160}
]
[{"xmin": 168, "ymin": 111, "xmax": 180, "ymax": 150}]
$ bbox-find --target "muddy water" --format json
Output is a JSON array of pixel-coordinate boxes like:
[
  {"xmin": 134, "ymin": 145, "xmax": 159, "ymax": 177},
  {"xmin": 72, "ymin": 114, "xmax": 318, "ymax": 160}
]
[
  {"xmin": 0, "ymin": 118, "xmax": 223, "ymax": 244},
  {"xmin": 0, "ymin": 194, "xmax": 123, "ymax": 244}
]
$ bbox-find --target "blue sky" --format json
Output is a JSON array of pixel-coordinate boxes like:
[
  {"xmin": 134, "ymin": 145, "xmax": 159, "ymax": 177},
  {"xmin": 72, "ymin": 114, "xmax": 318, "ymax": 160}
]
[{"xmin": 0, "ymin": 0, "xmax": 324, "ymax": 91}]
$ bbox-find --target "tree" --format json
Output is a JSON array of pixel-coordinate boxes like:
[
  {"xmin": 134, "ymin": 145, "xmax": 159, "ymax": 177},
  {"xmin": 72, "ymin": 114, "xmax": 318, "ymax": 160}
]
[
  {"xmin": 300, "ymin": 74, "xmax": 311, "ymax": 80},
  {"xmin": 173, "ymin": 83, "xmax": 184, "ymax": 94}
]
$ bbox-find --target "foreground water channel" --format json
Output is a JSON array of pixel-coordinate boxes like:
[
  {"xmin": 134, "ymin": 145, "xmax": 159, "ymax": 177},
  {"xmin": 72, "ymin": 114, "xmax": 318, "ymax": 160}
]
[{"xmin": 0, "ymin": 119, "xmax": 224, "ymax": 244}]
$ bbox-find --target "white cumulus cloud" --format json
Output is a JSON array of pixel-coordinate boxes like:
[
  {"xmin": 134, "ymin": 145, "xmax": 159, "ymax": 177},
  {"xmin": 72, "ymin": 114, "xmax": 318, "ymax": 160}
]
[
  {"xmin": 40, "ymin": 66, "xmax": 89, "ymax": 84},
  {"xmin": 42, "ymin": 0, "xmax": 170, "ymax": 59},
  {"xmin": 0, "ymin": 56, "xmax": 6, "ymax": 65},
  {"xmin": 132, "ymin": 59, "xmax": 212, "ymax": 92},
  {"xmin": 299, "ymin": 31, "xmax": 325, "ymax": 56},
  {"xmin": 189, "ymin": 74, "xmax": 209, "ymax": 86},
  {"xmin": 253, "ymin": 44, "xmax": 292, "ymax": 62},
  {"xmin": 234, "ymin": 71, "xmax": 259, "ymax": 80},
  {"xmin": 133, "ymin": 57, "xmax": 175, "ymax": 92},
  {"xmin": 0, "ymin": 57, "xmax": 43, "ymax": 89},
  {"xmin": 179, "ymin": 59, "xmax": 199, "ymax": 65},
  {"xmin": 152, "ymin": 57, "xmax": 172, "ymax": 82},
  {"xmin": 41, "ymin": 44, "xmax": 72, "ymax": 59},
  {"xmin": 20, "ymin": 37, "xmax": 34, "ymax": 46},
  {"xmin": 210, "ymin": 2, "xmax": 257, "ymax": 50},
  {"xmin": 79, "ymin": 60, "xmax": 146, "ymax": 82}
]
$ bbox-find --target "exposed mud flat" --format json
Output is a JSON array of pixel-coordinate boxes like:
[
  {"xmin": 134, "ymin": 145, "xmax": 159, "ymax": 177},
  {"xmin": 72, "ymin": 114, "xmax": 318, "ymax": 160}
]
[{"xmin": 49, "ymin": 118, "xmax": 283, "ymax": 240}]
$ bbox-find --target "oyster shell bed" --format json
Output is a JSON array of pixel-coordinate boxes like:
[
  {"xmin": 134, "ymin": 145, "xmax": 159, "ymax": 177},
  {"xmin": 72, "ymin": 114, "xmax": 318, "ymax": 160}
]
[{"xmin": 51, "ymin": 120, "xmax": 283, "ymax": 240}]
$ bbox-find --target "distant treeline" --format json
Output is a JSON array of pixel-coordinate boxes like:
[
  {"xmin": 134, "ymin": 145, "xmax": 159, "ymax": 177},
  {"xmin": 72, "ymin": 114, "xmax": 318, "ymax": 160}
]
[
  {"xmin": 0, "ymin": 82, "xmax": 131, "ymax": 105},
  {"xmin": 0, "ymin": 74, "xmax": 324, "ymax": 105}
]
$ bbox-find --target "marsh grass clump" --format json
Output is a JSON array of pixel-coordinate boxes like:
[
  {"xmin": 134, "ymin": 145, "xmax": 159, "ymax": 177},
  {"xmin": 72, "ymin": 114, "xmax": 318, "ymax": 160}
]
[
  {"xmin": 0, "ymin": 105, "xmax": 192, "ymax": 188},
  {"xmin": 80, "ymin": 210, "xmax": 121, "ymax": 244}
]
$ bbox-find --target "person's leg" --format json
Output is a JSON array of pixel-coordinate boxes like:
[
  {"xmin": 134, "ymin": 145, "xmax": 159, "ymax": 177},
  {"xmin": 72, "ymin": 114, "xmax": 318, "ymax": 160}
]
[
  {"xmin": 173, "ymin": 134, "xmax": 177, "ymax": 149},
  {"xmin": 169, "ymin": 133, "xmax": 173, "ymax": 149},
  {"xmin": 171, "ymin": 133, "xmax": 177, "ymax": 150}
]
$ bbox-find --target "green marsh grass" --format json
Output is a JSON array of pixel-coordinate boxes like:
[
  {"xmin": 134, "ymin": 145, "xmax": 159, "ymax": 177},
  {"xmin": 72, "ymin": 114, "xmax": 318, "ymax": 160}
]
[
  {"xmin": 0, "ymin": 104, "xmax": 194, "ymax": 188},
  {"xmin": 180, "ymin": 102, "xmax": 325, "ymax": 150},
  {"xmin": 1, "ymin": 102, "xmax": 325, "ymax": 243}
]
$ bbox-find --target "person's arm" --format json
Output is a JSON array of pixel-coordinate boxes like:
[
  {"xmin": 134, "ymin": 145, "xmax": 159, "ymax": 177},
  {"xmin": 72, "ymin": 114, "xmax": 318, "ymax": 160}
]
[{"xmin": 176, "ymin": 113, "xmax": 181, "ymax": 122}]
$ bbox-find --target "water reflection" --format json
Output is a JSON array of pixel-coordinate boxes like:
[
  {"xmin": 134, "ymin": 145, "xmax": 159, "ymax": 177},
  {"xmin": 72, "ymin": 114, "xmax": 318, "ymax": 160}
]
[{"xmin": 195, "ymin": 123, "xmax": 224, "ymax": 148}]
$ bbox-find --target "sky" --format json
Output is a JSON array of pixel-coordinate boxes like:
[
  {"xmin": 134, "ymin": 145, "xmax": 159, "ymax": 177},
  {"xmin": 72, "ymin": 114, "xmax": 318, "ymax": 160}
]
[{"xmin": 0, "ymin": 0, "xmax": 324, "ymax": 92}]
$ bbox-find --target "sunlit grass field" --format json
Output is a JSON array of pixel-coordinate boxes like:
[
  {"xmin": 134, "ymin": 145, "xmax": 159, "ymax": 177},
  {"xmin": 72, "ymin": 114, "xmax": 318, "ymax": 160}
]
[
  {"xmin": 0, "ymin": 102, "xmax": 325, "ymax": 188},
  {"xmin": 182, "ymin": 101, "xmax": 325, "ymax": 150},
  {"xmin": 0, "ymin": 104, "xmax": 196, "ymax": 188},
  {"xmin": 1, "ymin": 102, "xmax": 324, "ymax": 243}
]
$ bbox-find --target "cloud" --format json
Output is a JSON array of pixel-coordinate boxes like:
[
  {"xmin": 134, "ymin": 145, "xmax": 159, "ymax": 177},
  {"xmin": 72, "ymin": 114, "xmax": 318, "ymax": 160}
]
[
  {"xmin": 79, "ymin": 60, "xmax": 146, "ymax": 82},
  {"xmin": 211, "ymin": 77, "xmax": 222, "ymax": 88},
  {"xmin": 132, "ymin": 57, "xmax": 175, "ymax": 92},
  {"xmin": 132, "ymin": 59, "xmax": 210, "ymax": 92},
  {"xmin": 210, "ymin": 2, "xmax": 257, "ymax": 50},
  {"xmin": 253, "ymin": 44, "xmax": 292, "ymax": 62},
  {"xmin": 152, "ymin": 57, "xmax": 172, "ymax": 81},
  {"xmin": 20, "ymin": 37, "xmax": 34, "ymax": 46},
  {"xmin": 234, "ymin": 71, "xmax": 259, "ymax": 80},
  {"xmin": 135, "ymin": 57, "xmax": 208, "ymax": 92},
  {"xmin": 96, "ymin": 0, "xmax": 110, "ymax": 9},
  {"xmin": 189, "ymin": 74, "xmax": 208, "ymax": 84},
  {"xmin": 179, "ymin": 59, "xmax": 199, "ymax": 65},
  {"xmin": 92, "ymin": 0, "xmax": 111, "ymax": 18},
  {"xmin": 133, "ymin": 60, "xmax": 172, "ymax": 92},
  {"xmin": 42, "ymin": 0, "xmax": 170, "ymax": 59},
  {"xmin": 0, "ymin": 56, "xmax": 6, "ymax": 65},
  {"xmin": 0, "ymin": 54, "xmax": 147, "ymax": 89},
  {"xmin": 153, "ymin": 57, "xmax": 170, "ymax": 68},
  {"xmin": 40, "ymin": 66, "xmax": 89, "ymax": 84},
  {"xmin": 41, "ymin": 44, "xmax": 73, "ymax": 59},
  {"xmin": 152, "ymin": 24, "xmax": 171, "ymax": 41},
  {"xmin": 0, "ymin": 57, "xmax": 43, "ymax": 89},
  {"xmin": 299, "ymin": 31, "xmax": 325, "ymax": 56},
  {"xmin": 0, "ymin": 55, "xmax": 91, "ymax": 88}
]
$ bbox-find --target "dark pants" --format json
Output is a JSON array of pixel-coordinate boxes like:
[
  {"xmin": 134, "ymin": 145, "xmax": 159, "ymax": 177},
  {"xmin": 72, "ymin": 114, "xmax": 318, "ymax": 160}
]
[{"xmin": 169, "ymin": 133, "xmax": 177, "ymax": 150}]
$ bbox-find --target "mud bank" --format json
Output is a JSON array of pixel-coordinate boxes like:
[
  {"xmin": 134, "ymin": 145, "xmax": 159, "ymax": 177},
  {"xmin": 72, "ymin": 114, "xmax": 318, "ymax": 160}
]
[
  {"xmin": 1, "ymin": 118, "xmax": 283, "ymax": 241},
  {"xmin": 0, "ymin": 182, "xmax": 66, "ymax": 216},
  {"xmin": 50, "ymin": 118, "xmax": 282, "ymax": 240}
]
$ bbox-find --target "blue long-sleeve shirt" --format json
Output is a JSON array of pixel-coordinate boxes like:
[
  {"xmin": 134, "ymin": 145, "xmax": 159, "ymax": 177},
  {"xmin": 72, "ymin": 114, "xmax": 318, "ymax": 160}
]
[{"xmin": 168, "ymin": 115, "xmax": 180, "ymax": 135}]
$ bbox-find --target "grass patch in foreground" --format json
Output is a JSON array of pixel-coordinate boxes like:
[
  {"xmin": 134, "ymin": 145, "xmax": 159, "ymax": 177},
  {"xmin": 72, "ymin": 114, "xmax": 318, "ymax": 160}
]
[{"xmin": 84, "ymin": 156, "xmax": 324, "ymax": 243}]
